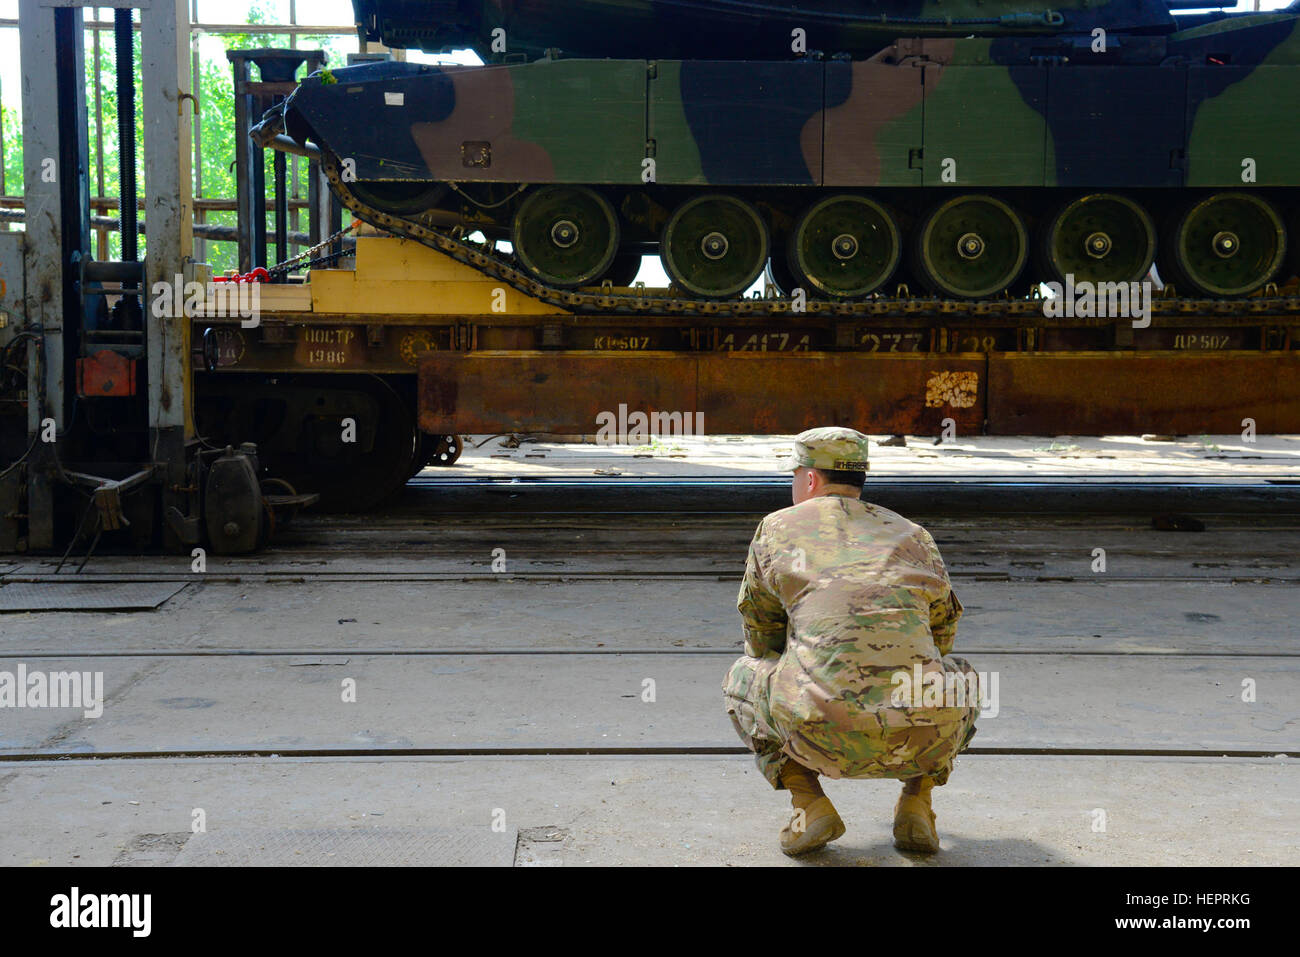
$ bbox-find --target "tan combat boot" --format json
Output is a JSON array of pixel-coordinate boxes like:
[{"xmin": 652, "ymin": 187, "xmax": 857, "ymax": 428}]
[
  {"xmin": 778, "ymin": 761, "xmax": 845, "ymax": 856},
  {"xmin": 893, "ymin": 776, "xmax": 940, "ymax": 853}
]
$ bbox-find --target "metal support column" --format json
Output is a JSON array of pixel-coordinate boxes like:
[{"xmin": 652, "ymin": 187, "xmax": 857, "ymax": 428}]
[
  {"xmin": 273, "ymin": 148, "xmax": 288, "ymax": 266},
  {"xmin": 18, "ymin": 0, "xmax": 91, "ymax": 550},
  {"xmin": 229, "ymin": 54, "xmax": 253, "ymax": 273},
  {"xmin": 140, "ymin": 0, "xmax": 195, "ymax": 551},
  {"xmin": 0, "ymin": 234, "xmax": 26, "ymax": 552}
]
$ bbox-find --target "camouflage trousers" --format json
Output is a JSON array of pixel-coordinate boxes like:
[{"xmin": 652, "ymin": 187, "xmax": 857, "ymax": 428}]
[{"xmin": 723, "ymin": 653, "xmax": 980, "ymax": 790}]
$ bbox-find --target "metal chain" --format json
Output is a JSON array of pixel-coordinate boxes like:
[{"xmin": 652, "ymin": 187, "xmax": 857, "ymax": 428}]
[
  {"xmin": 267, "ymin": 220, "xmax": 360, "ymax": 279},
  {"xmin": 293, "ymin": 248, "xmax": 354, "ymax": 272}
]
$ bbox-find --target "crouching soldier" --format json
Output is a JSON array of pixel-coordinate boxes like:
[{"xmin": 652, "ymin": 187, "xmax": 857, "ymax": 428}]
[{"xmin": 723, "ymin": 427, "xmax": 980, "ymax": 856}]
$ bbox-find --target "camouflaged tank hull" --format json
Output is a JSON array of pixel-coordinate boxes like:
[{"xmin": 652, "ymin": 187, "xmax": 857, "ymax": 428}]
[
  {"xmin": 267, "ymin": 6, "xmax": 1300, "ymax": 301},
  {"xmin": 286, "ymin": 16, "xmax": 1300, "ymax": 191}
]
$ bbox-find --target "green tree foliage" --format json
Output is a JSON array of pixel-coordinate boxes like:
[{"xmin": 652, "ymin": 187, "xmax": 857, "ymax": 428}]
[
  {"xmin": 3, "ymin": 2, "xmax": 358, "ymax": 273},
  {"xmin": 84, "ymin": 20, "xmax": 146, "ymax": 261},
  {"xmin": 197, "ymin": 1, "xmax": 357, "ymax": 272},
  {"xmin": 1, "ymin": 99, "xmax": 20, "ymax": 197}
]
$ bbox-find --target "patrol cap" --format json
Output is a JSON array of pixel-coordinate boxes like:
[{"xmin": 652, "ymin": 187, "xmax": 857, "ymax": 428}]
[{"xmin": 782, "ymin": 426, "xmax": 871, "ymax": 472}]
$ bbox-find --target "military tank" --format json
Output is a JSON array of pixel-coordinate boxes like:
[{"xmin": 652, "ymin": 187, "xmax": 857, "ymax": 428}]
[{"xmin": 258, "ymin": 0, "xmax": 1300, "ymax": 303}]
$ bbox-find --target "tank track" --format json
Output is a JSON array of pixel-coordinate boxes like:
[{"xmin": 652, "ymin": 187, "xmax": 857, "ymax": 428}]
[{"xmin": 319, "ymin": 150, "xmax": 1300, "ymax": 320}]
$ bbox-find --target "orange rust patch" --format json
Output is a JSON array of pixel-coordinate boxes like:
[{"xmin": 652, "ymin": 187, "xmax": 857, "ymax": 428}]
[{"xmin": 925, "ymin": 370, "xmax": 979, "ymax": 408}]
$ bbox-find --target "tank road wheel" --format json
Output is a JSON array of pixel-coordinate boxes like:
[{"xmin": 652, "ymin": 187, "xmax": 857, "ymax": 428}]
[
  {"xmin": 1287, "ymin": 208, "xmax": 1300, "ymax": 287},
  {"xmin": 1162, "ymin": 193, "xmax": 1287, "ymax": 297},
  {"xmin": 350, "ymin": 180, "xmax": 449, "ymax": 215},
  {"xmin": 1043, "ymin": 193, "xmax": 1156, "ymax": 286},
  {"xmin": 790, "ymin": 195, "xmax": 901, "ymax": 299},
  {"xmin": 1287, "ymin": 206, "xmax": 1300, "ymax": 286},
  {"xmin": 915, "ymin": 195, "xmax": 1028, "ymax": 299},
  {"xmin": 661, "ymin": 194, "xmax": 769, "ymax": 299},
  {"xmin": 512, "ymin": 185, "xmax": 620, "ymax": 288}
]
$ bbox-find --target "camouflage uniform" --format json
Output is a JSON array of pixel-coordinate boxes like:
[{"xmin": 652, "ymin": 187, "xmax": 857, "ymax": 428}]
[{"xmin": 723, "ymin": 428, "xmax": 979, "ymax": 790}]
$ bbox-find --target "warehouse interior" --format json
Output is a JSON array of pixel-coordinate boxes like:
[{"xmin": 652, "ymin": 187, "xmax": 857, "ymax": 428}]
[{"xmin": 0, "ymin": 0, "xmax": 1296, "ymax": 877}]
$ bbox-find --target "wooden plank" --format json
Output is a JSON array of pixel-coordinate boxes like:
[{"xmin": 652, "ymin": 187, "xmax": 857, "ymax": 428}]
[{"xmin": 198, "ymin": 282, "xmax": 312, "ymax": 315}]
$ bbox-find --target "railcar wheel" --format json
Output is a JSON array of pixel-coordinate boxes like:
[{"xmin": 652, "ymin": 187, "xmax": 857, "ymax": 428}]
[
  {"xmin": 1162, "ymin": 193, "xmax": 1286, "ymax": 297},
  {"xmin": 1043, "ymin": 193, "xmax": 1156, "ymax": 286},
  {"xmin": 915, "ymin": 195, "xmax": 1028, "ymax": 299},
  {"xmin": 196, "ymin": 375, "xmax": 417, "ymax": 513},
  {"xmin": 661, "ymin": 194, "xmax": 769, "ymax": 298},
  {"xmin": 429, "ymin": 434, "xmax": 463, "ymax": 467},
  {"xmin": 412, "ymin": 434, "xmax": 464, "ymax": 474},
  {"xmin": 790, "ymin": 195, "xmax": 900, "ymax": 298},
  {"xmin": 512, "ymin": 185, "xmax": 620, "ymax": 288}
]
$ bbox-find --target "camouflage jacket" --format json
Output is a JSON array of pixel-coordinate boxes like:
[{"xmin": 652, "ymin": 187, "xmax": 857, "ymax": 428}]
[{"xmin": 737, "ymin": 494, "xmax": 972, "ymax": 777}]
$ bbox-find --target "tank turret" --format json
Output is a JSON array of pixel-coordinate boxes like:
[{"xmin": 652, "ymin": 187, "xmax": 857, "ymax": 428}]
[{"xmin": 354, "ymin": 0, "xmax": 1203, "ymax": 60}]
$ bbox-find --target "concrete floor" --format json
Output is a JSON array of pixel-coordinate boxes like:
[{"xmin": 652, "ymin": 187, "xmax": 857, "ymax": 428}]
[
  {"xmin": 1, "ymin": 444, "xmax": 1298, "ymax": 866},
  {"xmin": 2, "ymin": 755, "xmax": 1293, "ymax": 867},
  {"xmin": 452, "ymin": 432, "xmax": 1300, "ymax": 481},
  {"xmin": 0, "ymin": 650, "xmax": 1294, "ymax": 754}
]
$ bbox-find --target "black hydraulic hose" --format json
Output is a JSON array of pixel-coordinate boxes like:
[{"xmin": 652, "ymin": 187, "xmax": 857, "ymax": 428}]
[{"xmin": 114, "ymin": 9, "xmax": 137, "ymax": 268}]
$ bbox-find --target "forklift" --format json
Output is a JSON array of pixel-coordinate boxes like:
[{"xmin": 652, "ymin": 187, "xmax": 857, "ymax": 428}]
[{"xmin": 0, "ymin": 0, "xmax": 315, "ymax": 560}]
